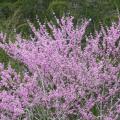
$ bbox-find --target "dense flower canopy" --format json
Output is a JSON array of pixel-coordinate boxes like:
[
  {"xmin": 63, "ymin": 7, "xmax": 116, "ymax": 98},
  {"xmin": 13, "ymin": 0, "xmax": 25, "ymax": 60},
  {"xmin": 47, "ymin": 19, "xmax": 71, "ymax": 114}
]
[
  {"xmin": 0, "ymin": 16, "xmax": 120, "ymax": 120},
  {"xmin": 0, "ymin": 63, "xmax": 42, "ymax": 120}
]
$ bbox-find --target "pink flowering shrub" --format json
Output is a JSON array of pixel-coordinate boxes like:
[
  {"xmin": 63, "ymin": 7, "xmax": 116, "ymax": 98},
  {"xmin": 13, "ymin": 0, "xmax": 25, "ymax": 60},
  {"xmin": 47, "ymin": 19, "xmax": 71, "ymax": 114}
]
[
  {"xmin": 0, "ymin": 63, "xmax": 41, "ymax": 120},
  {"xmin": 0, "ymin": 16, "xmax": 120, "ymax": 120}
]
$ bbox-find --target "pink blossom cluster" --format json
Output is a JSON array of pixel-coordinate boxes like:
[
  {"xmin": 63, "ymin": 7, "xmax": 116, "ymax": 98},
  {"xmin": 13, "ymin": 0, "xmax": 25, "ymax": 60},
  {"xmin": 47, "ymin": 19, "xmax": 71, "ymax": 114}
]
[
  {"xmin": 0, "ymin": 63, "xmax": 41, "ymax": 120},
  {"xmin": 0, "ymin": 16, "xmax": 120, "ymax": 120}
]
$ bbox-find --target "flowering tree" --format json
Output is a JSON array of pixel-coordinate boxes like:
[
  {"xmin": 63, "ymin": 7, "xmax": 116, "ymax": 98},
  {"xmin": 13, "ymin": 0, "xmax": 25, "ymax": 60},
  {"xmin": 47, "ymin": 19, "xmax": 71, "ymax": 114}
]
[{"xmin": 0, "ymin": 16, "xmax": 120, "ymax": 120}]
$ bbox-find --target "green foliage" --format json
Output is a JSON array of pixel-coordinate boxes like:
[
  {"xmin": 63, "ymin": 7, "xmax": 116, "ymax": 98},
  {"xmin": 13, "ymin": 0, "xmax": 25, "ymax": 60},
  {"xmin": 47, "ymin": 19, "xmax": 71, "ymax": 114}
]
[
  {"xmin": 47, "ymin": 0, "xmax": 69, "ymax": 17},
  {"xmin": 0, "ymin": 48, "xmax": 10, "ymax": 67},
  {"xmin": 91, "ymin": 105, "xmax": 99, "ymax": 117},
  {"xmin": 1, "ymin": 0, "xmax": 120, "ymax": 37},
  {"xmin": 70, "ymin": 0, "xmax": 120, "ymax": 31}
]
